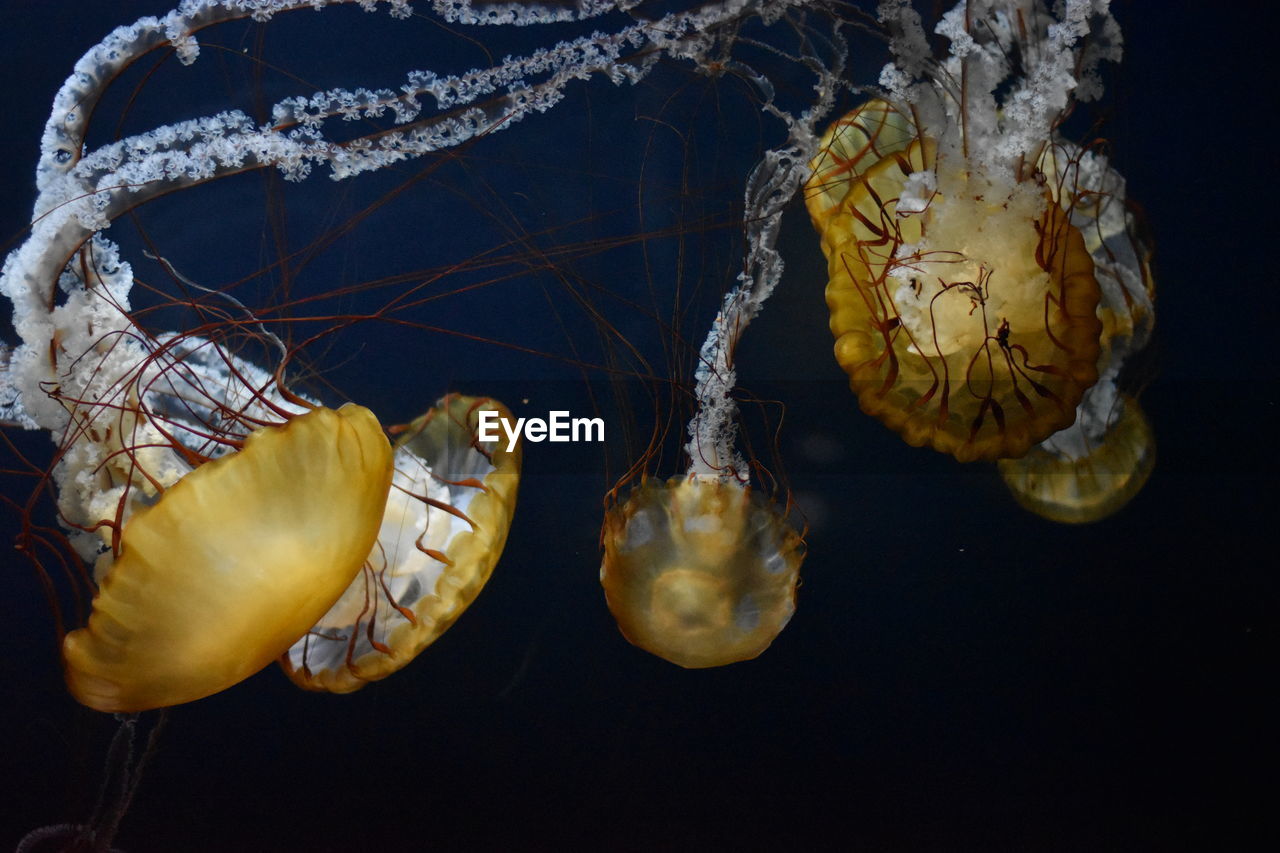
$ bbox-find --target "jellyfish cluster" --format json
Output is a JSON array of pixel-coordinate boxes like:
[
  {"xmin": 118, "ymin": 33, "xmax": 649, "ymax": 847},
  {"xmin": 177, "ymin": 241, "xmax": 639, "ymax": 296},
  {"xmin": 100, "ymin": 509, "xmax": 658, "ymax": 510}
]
[
  {"xmin": 0, "ymin": 0, "xmax": 1154, "ymax": 713},
  {"xmin": 806, "ymin": 0, "xmax": 1154, "ymax": 513}
]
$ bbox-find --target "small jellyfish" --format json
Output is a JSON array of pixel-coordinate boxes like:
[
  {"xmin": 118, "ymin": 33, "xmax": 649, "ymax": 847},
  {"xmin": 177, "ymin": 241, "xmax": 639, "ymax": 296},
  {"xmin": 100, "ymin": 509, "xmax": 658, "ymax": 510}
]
[
  {"xmin": 62, "ymin": 405, "xmax": 393, "ymax": 713},
  {"xmin": 999, "ymin": 392, "xmax": 1154, "ymax": 524},
  {"xmin": 281, "ymin": 395, "xmax": 521, "ymax": 693},
  {"xmin": 600, "ymin": 476, "xmax": 803, "ymax": 669}
]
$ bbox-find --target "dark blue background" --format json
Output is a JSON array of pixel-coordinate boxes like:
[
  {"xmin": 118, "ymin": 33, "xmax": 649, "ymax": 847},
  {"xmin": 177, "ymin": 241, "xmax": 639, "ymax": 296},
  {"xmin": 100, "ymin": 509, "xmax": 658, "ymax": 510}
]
[{"xmin": 0, "ymin": 2, "xmax": 1272, "ymax": 849}]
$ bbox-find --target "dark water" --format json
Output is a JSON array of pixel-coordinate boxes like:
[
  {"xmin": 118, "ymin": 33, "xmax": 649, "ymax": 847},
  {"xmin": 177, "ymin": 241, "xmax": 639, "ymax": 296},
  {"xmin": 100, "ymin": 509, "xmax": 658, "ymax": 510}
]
[{"xmin": 0, "ymin": 2, "xmax": 1271, "ymax": 849}]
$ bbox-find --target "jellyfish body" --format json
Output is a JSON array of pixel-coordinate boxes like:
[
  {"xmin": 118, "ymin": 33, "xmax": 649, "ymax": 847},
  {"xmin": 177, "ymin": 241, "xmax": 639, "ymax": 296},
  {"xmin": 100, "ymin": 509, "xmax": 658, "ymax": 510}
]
[
  {"xmin": 62, "ymin": 404, "xmax": 394, "ymax": 713},
  {"xmin": 998, "ymin": 393, "xmax": 1154, "ymax": 524},
  {"xmin": 281, "ymin": 395, "xmax": 521, "ymax": 693},
  {"xmin": 808, "ymin": 99, "xmax": 1102, "ymax": 461},
  {"xmin": 600, "ymin": 476, "xmax": 803, "ymax": 669}
]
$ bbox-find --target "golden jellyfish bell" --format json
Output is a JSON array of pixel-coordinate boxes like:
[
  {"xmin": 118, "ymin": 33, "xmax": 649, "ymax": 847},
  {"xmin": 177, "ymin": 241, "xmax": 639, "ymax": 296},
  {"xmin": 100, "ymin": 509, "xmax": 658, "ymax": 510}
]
[
  {"xmin": 998, "ymin": 394, "xmax": 1155, "ymax": 524},
  {"xmin": 600, "ymin": 476, "xmax": 804, "ymax": 669},
  {"xmin": 807, "ymin": 102, "xmax": 1103, "ymax": 462},
  {"xmin": 62, "ymin": 405, "xmax": 394, "ymax": 713},
  {"xmin": 280, "ymin": 394, "xmax": 521, "ymax": 693}
]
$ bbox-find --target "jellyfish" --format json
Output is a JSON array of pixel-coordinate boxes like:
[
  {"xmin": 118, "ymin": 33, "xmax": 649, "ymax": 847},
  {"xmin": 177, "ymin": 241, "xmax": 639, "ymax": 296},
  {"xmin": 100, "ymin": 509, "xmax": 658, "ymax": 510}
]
[
  {"xmin": 64, "ymin": 404, "xmax": 393, "ymax": 713},
  {"xmin": 601, "ymin": 475, "xmax": 804, "ymax": 669},
  {"xmin": 281, "ymin": 394, "xmax": 521, "ymax": 693},
  {"xmin": 597, "ymin": 29, "xmax": 844, "ymax": 667},
  {"xmin": 805, "ymin": 0, "xmax": 1127, "ymax": 462},
  {"xmin": 998, "ymin": 392, "xmax": 1153, "ymax": 524}
]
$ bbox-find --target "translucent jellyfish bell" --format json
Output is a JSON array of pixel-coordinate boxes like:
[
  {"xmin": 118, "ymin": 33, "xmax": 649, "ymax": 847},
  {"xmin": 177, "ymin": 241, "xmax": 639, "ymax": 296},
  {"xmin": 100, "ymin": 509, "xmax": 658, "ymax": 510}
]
[
  {"xmin": 806, "ymin": 100, "xmax": 917, "ymax": 237},
  {"xmin": 281, "ymin": 395, "xmax": 520, "ymax": 693},
  {"xmin": 808, "ymin": 100, "xmax": 1102, "ymax": 462},
  {"xmin": 999, "ymin": 393, "xmax": 1154, "ymax": 524},
  {"xmin": 600, "ymin": 476, "xmax": 803, "ymax": 669},
  {"xmin": 63, "ymin": 405, "xmax": 393, "ymax": 713}
]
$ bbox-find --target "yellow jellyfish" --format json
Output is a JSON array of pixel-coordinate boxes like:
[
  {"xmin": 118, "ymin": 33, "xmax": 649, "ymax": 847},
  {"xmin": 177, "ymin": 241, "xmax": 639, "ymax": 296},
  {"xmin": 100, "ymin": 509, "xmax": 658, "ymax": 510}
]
[
  {"xmin": 807, "ymin": 100, "xmax": 1102, "ymax": 462},
  {"xmin": 998, "ymin": 393, "xmax": 1154, "ymax": 524},
  {"xmin": 600, "ymin": 476, "xmax": 803, "ymax": 669},
  {"xmin": 280, "ymin": 394, "xmax": 521, "ymax": 693},
  {"xmin": 62, "ymin": 404, "xmax": 393, "ymax": 713}
]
